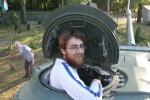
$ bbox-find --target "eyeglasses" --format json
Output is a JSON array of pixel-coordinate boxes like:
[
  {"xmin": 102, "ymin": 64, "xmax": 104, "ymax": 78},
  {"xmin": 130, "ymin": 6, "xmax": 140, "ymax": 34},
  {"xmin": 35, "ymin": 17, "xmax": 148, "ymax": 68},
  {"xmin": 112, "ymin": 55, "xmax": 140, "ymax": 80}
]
[{"xmin": 66, "ymin": 44, "xmax": 86, "ymax": 51}]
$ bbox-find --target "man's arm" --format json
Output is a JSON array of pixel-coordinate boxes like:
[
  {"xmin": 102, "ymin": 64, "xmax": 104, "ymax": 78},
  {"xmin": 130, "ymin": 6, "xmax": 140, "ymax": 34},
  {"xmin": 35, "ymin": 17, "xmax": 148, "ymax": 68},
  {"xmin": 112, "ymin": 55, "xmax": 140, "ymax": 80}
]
[
  {"xmin": 57, "ymin": 63, "xmax": 102, "ymax": 100},
  {"xmin": 24, "ymin": 45, "xmax": 32, "ymax": 52}
]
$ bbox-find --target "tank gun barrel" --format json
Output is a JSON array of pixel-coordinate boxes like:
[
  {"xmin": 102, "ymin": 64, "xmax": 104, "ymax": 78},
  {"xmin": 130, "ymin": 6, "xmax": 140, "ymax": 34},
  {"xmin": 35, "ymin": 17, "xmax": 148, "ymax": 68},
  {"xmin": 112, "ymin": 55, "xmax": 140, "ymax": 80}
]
[{"xmin": 126, "ymin": 0, "xmax": 136, "ymax": 45}]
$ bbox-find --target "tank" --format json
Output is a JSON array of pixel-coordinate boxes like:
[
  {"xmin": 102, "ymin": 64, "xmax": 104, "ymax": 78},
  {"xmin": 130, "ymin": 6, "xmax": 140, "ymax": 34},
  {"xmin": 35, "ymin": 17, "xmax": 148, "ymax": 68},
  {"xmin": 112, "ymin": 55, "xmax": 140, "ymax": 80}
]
[{"xmin": 16, "ymin": 5, "xmax": 150, "ymax": 100}]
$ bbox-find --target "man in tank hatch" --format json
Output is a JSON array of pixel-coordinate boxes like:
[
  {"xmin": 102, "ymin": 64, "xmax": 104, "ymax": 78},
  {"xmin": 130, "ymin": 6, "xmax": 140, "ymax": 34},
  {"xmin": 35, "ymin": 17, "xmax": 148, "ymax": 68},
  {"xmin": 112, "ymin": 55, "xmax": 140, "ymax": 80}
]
[{"xmin": 48, "ymin": 29, "xmax": 103, "ymax": 100}]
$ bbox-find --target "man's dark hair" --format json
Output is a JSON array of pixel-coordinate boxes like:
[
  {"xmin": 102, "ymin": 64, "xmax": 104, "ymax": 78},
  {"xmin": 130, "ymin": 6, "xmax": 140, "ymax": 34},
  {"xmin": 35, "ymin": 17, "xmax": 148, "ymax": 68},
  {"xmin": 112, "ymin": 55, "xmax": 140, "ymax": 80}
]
[{"xmin": 58, "ymin": 29, "xmax": 87, "ymax": 50}]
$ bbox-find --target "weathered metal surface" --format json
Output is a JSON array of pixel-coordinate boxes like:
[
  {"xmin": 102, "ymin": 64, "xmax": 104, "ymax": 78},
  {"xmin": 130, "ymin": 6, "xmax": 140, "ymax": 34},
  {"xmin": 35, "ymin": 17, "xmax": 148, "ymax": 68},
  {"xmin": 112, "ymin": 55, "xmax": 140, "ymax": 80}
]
[
  {"xmin": 16, "ymin": 62, "xmax": 72, "ymax": 100},
  {"xmin": 16, "ymin": 48, "xmax": 150, "ymax": 100}
]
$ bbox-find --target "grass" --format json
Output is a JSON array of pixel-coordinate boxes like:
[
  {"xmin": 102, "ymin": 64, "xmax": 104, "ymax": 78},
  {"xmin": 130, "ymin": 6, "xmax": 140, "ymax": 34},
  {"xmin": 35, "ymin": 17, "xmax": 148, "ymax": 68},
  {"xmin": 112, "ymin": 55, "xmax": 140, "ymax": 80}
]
[
  {"xmin": 115, "ymin": 16, "xmax": 150, "ymax": 45},
  {"xmin": 0, "ymin": 15, "xmax": 150, "ymax": 100}
]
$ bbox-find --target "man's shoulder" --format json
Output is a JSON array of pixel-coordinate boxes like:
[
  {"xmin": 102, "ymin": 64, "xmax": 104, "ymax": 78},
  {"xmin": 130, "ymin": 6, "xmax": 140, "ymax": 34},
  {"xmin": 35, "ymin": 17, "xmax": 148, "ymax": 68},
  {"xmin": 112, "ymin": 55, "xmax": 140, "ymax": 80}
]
[
  {"xmin": 55, "ymin": 58, "xmax": 75, "ymax": 71},
  {"xmin": 53, "ymin": 58, "xmax": 67, "ymax": 69},
  {"xmin": 21, "ymin": 45, "xmax": 28, "ymax": 48},
  {"xmin": 22, "ymin": 45, "xmax": 32, "ymax": 51},
  {"xmin": 55, "ymin": 58, "xmax": 66, "ymax": 63}
]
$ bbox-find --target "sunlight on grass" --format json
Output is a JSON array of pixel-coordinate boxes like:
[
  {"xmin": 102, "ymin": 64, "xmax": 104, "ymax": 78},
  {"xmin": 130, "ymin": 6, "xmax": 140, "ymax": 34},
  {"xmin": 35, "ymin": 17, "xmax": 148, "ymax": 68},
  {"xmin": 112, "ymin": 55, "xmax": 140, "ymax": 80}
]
[
  {"xmin": 116, "ymin": 16, "xmax": 150, "ymax": 45},
  {"xmin": 0, "ymin": 23, "xmax": 46, "ymax": 98},
  {"xmin": 0, "ymin": 82, "xmax": 26, "ymax": 100}
]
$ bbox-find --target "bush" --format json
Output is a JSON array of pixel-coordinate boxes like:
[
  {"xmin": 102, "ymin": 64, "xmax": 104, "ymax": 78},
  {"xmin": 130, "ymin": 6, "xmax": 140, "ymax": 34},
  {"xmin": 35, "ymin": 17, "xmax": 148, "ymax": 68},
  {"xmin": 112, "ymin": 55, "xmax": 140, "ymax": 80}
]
[
  {"xmin": 9, "ymin": 11, "xmax": 19, "ymax": 25},
  {"xmin": 135, "ymin": 26, "xmax": 142, "ymax": 43},
  {"xmin": 28, "ymin": 40, "xmax": 38, "ymax": 50}
]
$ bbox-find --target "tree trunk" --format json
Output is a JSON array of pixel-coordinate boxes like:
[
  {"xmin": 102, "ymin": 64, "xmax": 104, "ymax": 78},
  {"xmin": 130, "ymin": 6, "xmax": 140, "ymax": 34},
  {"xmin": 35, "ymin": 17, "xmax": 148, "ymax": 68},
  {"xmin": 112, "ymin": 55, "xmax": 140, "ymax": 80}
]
[
  {"xmin": 107, "ymin": 0, "xmax": 110, "ymax": 13},
  {"xmin": 51, "ymin": 0, "xmax": 59, "ymax": 10},
  {"xmin": 137, "ymin": 3, "xmax": 142, "ymax": 23},
  {"xmin": 20, "ymin": 0, "xmax": 27, "ymax": 24}
]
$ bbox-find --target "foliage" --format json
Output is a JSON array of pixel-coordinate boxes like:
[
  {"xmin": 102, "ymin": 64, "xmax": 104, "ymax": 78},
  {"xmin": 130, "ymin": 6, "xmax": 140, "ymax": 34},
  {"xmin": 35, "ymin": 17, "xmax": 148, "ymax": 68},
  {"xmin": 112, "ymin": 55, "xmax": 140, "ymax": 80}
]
[
  {"xmin": 110, "ymin": 0, "xmax": 127, "ymax": 13},
  {"xmin": 28, "ymin": 40, "xmax": 38, "ymax": 49},
  {"xmin": 65, "ymin": 0, "xmax": 81, "ymax": 5},
  {"xmin": 9, "ymin": 11, "xmax": 19, "ymax": 25},
  {"xmin": 134, "ymin": 24, "xmax": 150, "ymax": 45},
  {"xmin": 134, "ymin": 26, "xmax": 143, "ymax": 43},
  {"xmin": 9, "ymin": 0, "xmax": 150, "ymax": 13}
]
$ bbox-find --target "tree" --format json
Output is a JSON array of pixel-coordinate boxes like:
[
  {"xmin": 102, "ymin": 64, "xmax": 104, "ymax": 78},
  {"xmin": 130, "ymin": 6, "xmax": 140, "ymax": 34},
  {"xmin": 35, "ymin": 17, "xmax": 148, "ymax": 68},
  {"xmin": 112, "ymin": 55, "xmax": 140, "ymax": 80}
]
[
  {"xmin": 51, "ymin": 0, "xmax": 59, "ymax": 10},
  {"xmin": 20, "ymin": 0, "xmax": 27, "ymax": 24},
  {"xmin": 137, "ymin": 3, "xmax": 142, "ymax": 23},
  {"xmin": 136, "ymin": 0, "xmax": 150, "ymax": 23},
  {"xmin": 107, "ymin": 0, "xmax": 110, "ymax": 12}
]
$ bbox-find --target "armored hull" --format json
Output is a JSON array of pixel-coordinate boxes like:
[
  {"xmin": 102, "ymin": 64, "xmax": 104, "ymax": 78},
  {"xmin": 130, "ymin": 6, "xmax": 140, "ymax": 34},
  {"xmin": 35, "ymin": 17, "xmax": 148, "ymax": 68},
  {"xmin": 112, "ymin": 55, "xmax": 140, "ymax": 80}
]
[
  {"xmin": 16, "ymin": 5, "xmax": 150, "ymax": 100},
  {"xmin": 16, "ymin": 46, "xmax": 150, "ymax": 100}
]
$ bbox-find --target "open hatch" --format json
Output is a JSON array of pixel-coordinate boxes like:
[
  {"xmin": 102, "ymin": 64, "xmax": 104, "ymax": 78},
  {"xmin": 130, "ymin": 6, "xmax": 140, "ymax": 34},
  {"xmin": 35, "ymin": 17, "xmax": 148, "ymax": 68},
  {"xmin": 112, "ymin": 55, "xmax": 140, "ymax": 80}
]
[{"xmin": 40, "ymin": 5, "xmax": 127, "ymax": 98}]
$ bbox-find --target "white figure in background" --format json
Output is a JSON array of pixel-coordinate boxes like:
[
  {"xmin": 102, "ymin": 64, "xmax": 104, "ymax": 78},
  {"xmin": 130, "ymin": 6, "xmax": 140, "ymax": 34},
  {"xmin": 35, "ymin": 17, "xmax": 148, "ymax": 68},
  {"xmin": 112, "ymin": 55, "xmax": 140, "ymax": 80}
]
[{"xmin": 88, "ymin": 1, "xmax": 97, "ymax": 9}]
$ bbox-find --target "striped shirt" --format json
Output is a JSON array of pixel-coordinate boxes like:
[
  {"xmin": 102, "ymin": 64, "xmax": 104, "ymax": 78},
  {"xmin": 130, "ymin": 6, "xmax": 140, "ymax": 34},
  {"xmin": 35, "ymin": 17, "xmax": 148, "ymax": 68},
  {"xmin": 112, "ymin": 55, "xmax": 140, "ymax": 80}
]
[
  {"xmin": 19, "ymin": 45, "xmax": 34, "ymax": 61},
  {"xmin": 50, "ymin": 58, "xmax": 103, "ymax": 100}
]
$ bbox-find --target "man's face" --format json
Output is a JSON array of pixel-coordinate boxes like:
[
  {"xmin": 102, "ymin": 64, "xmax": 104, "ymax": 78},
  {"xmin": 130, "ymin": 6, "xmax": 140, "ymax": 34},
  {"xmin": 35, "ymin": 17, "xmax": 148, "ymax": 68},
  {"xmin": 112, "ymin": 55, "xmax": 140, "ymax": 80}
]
[{"xmin": 61, "ymin": 37, "xmax": 85, "ymax": 68}]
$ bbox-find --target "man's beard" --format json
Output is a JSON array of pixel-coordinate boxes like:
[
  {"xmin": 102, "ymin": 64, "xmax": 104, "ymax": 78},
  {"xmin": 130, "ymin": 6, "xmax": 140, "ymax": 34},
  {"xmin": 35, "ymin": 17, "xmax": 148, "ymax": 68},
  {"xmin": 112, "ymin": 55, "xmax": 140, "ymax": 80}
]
[{"xmin": 65, "ymin": 54, "xmax": 84, "ymax": 69}]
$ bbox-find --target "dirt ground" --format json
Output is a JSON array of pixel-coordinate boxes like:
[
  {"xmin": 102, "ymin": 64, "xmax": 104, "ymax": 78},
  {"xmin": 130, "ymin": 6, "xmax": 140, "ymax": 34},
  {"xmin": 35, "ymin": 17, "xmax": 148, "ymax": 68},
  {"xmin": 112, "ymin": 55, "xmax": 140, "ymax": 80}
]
[
  {"xmin": 0, "ymin": 49, "xmax": 49, "ymax": 100},
  {"xmin": 0, "ymin": 82, "xmax": 26, "ymax": 100},
  {"xmin": 0, "ymin": 23, "xmax": 50, "ymax": 100},
  {"xmin": 0, "ymin": 39, "xmax": 10, "ymax": 47}
]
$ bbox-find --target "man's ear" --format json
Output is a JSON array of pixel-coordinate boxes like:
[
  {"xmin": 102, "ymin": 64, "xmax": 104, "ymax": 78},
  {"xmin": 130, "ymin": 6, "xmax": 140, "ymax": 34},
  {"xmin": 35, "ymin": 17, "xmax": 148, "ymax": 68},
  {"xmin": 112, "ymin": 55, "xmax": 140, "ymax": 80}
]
[{"xmin": 60, "ymin": 49, "xmax": 66, "ymax": 55}]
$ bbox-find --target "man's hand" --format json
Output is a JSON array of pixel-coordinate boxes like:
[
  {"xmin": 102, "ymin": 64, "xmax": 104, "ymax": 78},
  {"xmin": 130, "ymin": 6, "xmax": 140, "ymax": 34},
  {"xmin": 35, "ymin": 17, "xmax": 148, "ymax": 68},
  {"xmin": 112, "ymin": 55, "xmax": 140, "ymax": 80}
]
[{"xmin": 77, "ymin": 67, "xmax": 101, "ymax": 86}]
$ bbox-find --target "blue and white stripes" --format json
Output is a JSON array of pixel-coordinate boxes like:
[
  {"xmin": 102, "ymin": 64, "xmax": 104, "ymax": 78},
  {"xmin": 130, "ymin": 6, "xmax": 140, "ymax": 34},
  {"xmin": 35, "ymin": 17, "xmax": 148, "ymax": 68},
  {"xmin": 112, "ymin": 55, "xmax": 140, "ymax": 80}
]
[{"xmin": 62, "ymin": 62, "xmax": 102, "ymax": 97}]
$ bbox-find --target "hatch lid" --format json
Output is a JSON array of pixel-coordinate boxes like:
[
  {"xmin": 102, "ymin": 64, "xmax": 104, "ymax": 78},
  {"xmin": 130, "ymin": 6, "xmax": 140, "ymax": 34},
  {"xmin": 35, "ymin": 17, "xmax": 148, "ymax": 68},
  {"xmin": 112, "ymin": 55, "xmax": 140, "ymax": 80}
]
[{"xmin": 42, "ymin": 5, "xmax": 119, "ymax": 66}]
